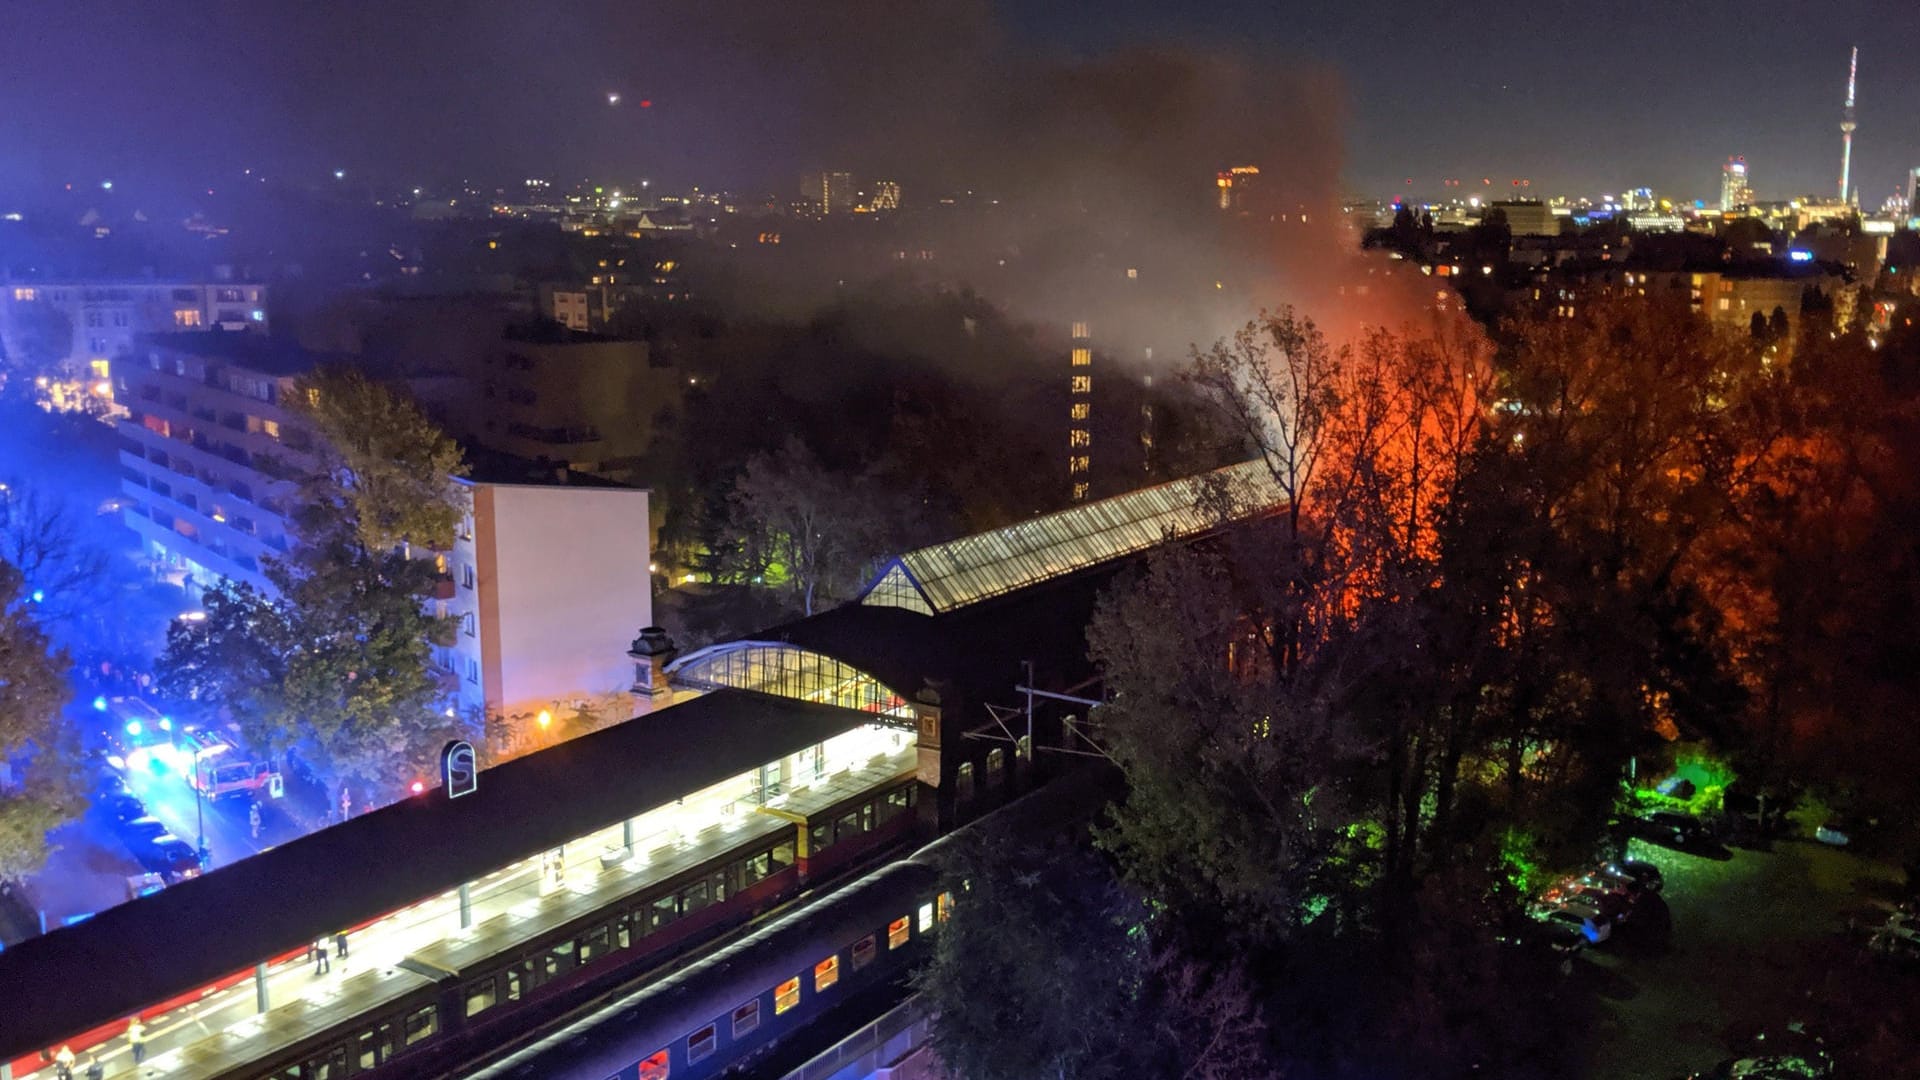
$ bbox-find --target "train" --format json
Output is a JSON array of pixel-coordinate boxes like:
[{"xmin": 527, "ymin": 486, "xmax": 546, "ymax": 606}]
[
  {"xmin": 462, "ymin": 768, "xmax": 1117, "ymax": 1080},
  {"xmin": 218, "ymin": 774, "xmax": 924, "ymax": 1080}
]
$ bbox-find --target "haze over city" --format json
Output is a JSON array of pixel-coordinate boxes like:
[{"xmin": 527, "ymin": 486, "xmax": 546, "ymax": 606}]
[{"xmin": 2, "ymin": 4, "xmax": 1920, "ymax": 1080}]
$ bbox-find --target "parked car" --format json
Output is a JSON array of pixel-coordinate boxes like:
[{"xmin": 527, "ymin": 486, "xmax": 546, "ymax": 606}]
[
  {"xmin": 1688, "ymin": 1055, "xmax": 1831, "ymax": 1079},
  {"xmin": 1635, "ymin": 810, "xmax": 1715, "ymax": 850},
  {"xmin": 130, "ymin": 834, "xmax": 201, "ymax": 882},
  {"xmin": 1595, "ymin": 859, "xmax": 1664, "ymax": 894},
  {"xmin": 1537, "ymin": 905, "xmax": 1611, "ymax": 945},
  {"xmin": 117, "ymin": 815, "xmax": 171, "ymax": 848}
]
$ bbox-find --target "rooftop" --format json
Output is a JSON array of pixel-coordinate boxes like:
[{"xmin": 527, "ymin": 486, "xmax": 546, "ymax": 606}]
[
  {"xmin": 861, "ymin": 459, "xmax": 1281, "ymax": 615},
  {"xmin": 140, "ymin": 329, "xmax": 329, "ymax": 377},
  {"xmin": 0, "ymin": 689, "xmax": 876, "ymax": 1061}
]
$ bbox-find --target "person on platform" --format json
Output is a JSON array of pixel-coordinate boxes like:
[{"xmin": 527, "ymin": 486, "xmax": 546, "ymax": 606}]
[
  {"xmin": 312, "ymin": 937, "xmax": 331, "ymax": 975},
  {"xmin": 127, "ymin": 1019, "xmax": 146, "ymax": 1065},
  {"xmin": 85, "ymin": 1052, "xmax": 104, "ymax": 1080},
  {"xmin": 334, "ymin": 930, "xmax": 349, "ymax": 959},
  {"xmin": 53, "ymin": 1045, "xmax": 75, "ymax": 1080}
]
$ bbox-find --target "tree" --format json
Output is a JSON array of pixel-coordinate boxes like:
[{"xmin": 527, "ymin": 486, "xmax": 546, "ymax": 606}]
[
  {"xmin": 159, "ymin": 372, "xmax": 468, "ymax": 798},
  {"xmin": 289, "ymin": 367, "xmax": 469, "ymax": 551},
  {"xmin": 0, "ymin": 477, "xmax": 112, "ymax": 635},
  {"xmin": 722, "ymin": 437, "xmax": 906, "ymax": 615},
  {"xmin": 916, "ymin": 826, "xmax": 1270, "ymax": 1080},
  {"xmin": 0, "ymin": 558, "xmax": 81, "ymax": 883}
]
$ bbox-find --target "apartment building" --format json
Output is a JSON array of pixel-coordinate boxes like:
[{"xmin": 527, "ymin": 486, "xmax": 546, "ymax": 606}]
[
  {"xmin": 2, "ymin": 278, "xmax": 268, "ymax": 412},
  {"xmin": 444, "ymin": 478, "xmax": 653, "ymax": 743},
  {"xmin": 116, "ymin": 330, "xmax": 656, "ymax": 742},
  {"xmin": 115, "ymin": 332, "xmax": 318, "ymax": 594}
]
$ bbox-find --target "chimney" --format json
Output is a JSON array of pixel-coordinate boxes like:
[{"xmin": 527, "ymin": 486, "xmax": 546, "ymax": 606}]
[{"xmin": 628, "ymin": 626, "xmax": 678, "ymax": 698}]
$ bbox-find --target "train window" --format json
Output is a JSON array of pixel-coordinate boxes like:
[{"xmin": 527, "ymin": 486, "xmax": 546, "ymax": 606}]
[
  {"xmin": 682, "ymin": 880, "xmax": 710, "ymax": 913},
  {"xmin": 404, "ymin": 1007, "xmax": 437, "ymax": 1046},
  {"xmin": 879, "ymin": 788, "xmax": 909, "ymax": 824},
  {"xmin": 579, "ymin": 923, "xmax": 611, "ymax": 964},
  {"xmin": 956, "ymin": 762, "xmax": 975, "ymax": 801},
  {"xmin": 987, "ymin": 748, "xmax": 1005, "ymax": 785},
  {"xmin": 771, "ymin": 840, "xmax": 795, "ymax": 870},
  {"xmin": 1017, "ymin": 734, "xmax": 1032, "ymax": 761},
  {"xmin": 650, "ymin": 894, "xmax": 678, "ymax": 931},
  {"xmin": 638, "ymin": 1048, "xmax": 670, "ymax": 1080},
  {"xmin": 549, "ymin": 940, "xmax": 576, "ymax": 976},
  {"xmin": 505, "ymin": 963, "xmax": 527, "ymax": 1001},
  {"xmin": 809, "ymin": 822, "xmax": 832, "ymax": 852},
  {"xmin": 853, "ymin": 934, "xmax": 877, "ymax": 970},
  {"xmin": 743, "ymin": 850, "xmax": 771, "ymax": 885},
  {"xmin": 305, "ymin": 1047, "xmax": 348, "ymax": 1079},
  {"xmin": 356, "ymin": 1029, "xmax": 380, "ymax": 1070},
  {"xmin": 616, "ymin": 912, "xmax": 633, "ymax": 949},
  {"xmin": 836, "ymin": 810, "xmax": 862, "ymax": 840},
  {"xmin": 688, "ymin": 1023, "xmax": 718, "ymax": 1064},
  {"xmin": 918, "ymin": 902, "xmax": 934, "ymax": 933},
  {"xmin": 888, "ymin": 916, "xmax": 911, "ymax": 948},
  {"xmin": 710, "ymin": 870, "xmax": 729, "ymax": 905},
  {"xmin": 937, "ymin": 891, "xmax": 955, "ymax": 923},
  {"xmin": 464, "ymin": 977, "xmax": 497, "ymax": 1017},
  {"xmin": 775, "ymin": 976, "xmax": 801, "ymax": 1014},
  {"xmin": 732, "ymin": 999, "xmax": 762, "ymax": 1038},
  {"xmin": 814, "ymin": 954, "xmax": 840, "ymax": 992},
  {"xmin": 862, "ymin": 801, "xmax": 876, "ymax": 832}
]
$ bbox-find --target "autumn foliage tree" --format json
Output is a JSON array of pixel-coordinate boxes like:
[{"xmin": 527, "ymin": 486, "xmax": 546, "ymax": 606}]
[
  {"xmin": 161, "ymin": 370, "xmax": 469, "ymax": 799},
  {"xmin": 0, "ymin": 558, "xmax": 81, "ymax": 883}
]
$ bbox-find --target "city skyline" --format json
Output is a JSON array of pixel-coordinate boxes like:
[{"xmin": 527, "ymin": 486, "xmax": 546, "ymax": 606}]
[{"xmin": 1, "ymin": 1, "xmax": 1916, "ymax": 208}]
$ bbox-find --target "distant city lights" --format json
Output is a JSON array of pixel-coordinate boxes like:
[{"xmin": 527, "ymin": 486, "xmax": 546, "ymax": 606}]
[
  {"xmin": 607, "ymin": 92, "xmax": 621, "ymax": 106},
  {"xmin": 1788, "ymin": 250, "xmax": 1814, "ymax": 262},
  {"xmin": 333, "ymin": 169, "xmax": 346, "ymax": 180}
]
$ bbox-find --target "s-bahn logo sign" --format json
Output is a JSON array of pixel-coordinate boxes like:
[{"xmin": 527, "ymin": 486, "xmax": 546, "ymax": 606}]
[{"xmin": 441, "ymin": 740, "xmax": 478, "ymax": 799}]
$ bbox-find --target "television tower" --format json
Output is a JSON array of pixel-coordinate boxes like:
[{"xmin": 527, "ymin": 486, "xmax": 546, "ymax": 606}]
[{"xmin": 1838, "ymin": 46, "xmax": 1858, "ymax": 204}]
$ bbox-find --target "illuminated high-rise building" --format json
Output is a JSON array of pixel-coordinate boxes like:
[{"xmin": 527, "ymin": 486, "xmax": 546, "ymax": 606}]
[
  {"xmin": 1068, "ymin": 322, "xmax": 1092, "ymax": 502},
  {"xmin": 800, "ymin": 170, "xmax": 856, "ymax": 215},
  {"xmin": 1216, "ymin": 165, "xmax": 1260, "ymax": 211},
  {"xmin": 869, "ymin": 180, "xmax": 901, "ymax": 212},
  {"xmin": 1720, "ymin": 157, "xmax": 1752, "ymax": 210},
  {"xmin": 1907, "ymin": 166, "xmax": 1920, "ymax": 219}
]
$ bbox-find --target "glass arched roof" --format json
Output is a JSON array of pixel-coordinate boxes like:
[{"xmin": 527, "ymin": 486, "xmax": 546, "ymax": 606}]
[
  {"xmin": 859, "ymin": 459, "xmax": 1282, "ymax": 615},
  {"xmin": 665, "ymin": 640, "xmax": 914, "ymax": 729}
]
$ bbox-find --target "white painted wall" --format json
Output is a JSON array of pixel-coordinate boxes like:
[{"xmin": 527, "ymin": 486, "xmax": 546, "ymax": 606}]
[{"xmin": 484, "ymin": 484, "xmax": 651, "ymax": 718}]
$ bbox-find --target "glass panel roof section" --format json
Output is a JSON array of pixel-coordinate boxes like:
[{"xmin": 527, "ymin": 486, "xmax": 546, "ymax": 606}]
[{"xmin": 865, "ymin": 459, "xmax": 1281, "ymax": 613}]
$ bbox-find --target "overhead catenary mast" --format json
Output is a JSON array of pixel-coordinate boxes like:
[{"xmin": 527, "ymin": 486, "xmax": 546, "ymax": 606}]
[{"xmin": 1838, "ymin": 46, "xmax": 1858, "ymax": 204}]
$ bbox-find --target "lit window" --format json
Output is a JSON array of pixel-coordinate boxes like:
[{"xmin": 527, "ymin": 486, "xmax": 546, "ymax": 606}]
[
  {"xmin": 956, "ymin": 761, "xmax": 975, "ymax": 801},
  {"xmin": 852, "ymin": 935, "xmax": 877, "ymax": 970},
  {"xmin": 888, "ymin": 916, "xmax": 910, "ymax": 949},
  {"xmin": 1071, "ymin": 321, "xmax": 1089, "ymax": 338},
  {"xmin": 1070, "ymin": 347, "xmax": 1091, "ymax": 367},
  {"xmin": 1069, "ymin": 429, "xmax": 1091, "ymax": 448},
  {"xmin": 12, "ymin": 287, "xmax": 36, "ymax": 301},
  {"xmin": 937, "ymin": 891, "xmax": 954, "ymax": 923},
  {"xmin": 918, "ymin": 903, "xmax": 934, "ymax": 933},
  {"xmin": 688, "ymin": 1024, "xmax": 717, "ymax": 1064},
  {"xmin": 775, "ymin": 977, "xmax": 801, "ymax": 1014},
  {"xmin": 814, "ymin": 955, "xmax": 839, "ymax": 992},
  {"xmin": 1070, "ymin": 375, "xmax": 1091, "ymax": 394},
  {"xmin": 262, "ymin": 419, "xmax": 280, "ymax": 439},
  {"xmin": 1069, "ymin": 402, "xmax": 1090, "ymax": 421},
  {"xmin": 638, "ymin": 1049, "xmax": 669, "ymax": 1080},
  {"xmin": 731, "ymin": 999, "xmax": 761, "ymax": 1038},
  {"xmin": 464, "ymin": 979, "xmax": 497, "ymax": 1017},
  {"xmin": 173, "ymin": 309, "xmax": 203, "ymax": 328}
]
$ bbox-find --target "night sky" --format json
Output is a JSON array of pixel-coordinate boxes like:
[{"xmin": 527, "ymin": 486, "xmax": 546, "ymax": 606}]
[{"xmin": 2, "ymin": 0, "xmax": 1916, "ymax": 206}]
